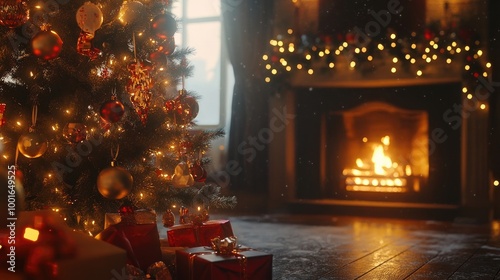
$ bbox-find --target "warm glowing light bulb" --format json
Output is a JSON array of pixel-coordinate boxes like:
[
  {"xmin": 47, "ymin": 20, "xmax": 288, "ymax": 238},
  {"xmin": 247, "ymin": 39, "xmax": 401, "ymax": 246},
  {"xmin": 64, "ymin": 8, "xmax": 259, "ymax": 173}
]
[
  {"xmin": 354, "ymin": 48, "xmax": 360, "ymax": 54},
  {"xmin": 24, "ymin": 228, "xmax": 39, "ymax": 242},
  {"xmin": 307, "ymin": 69, "xmax": 314, "ymax": 75},
  {"xmin": 297, "ymin": 64, "xmax": 303, "ymax": 69},
  {"xmin": 465, "ymin": 65, "xmax": 470, "ymax": 71},
  {"xmin": 390, "ymin": 33, "xmax": 396, "ymax": 40},
  {"xmin": 378, "ymin": 44, "xmax": 384, "ymax": 50},
  {"xmin": 411, "ymin": 44, "xmax": 416, "ymax": 49},
  {"xmin": 486, "ymin": 62, "xmax": 492, "ymax": 68},
  {"xmin": 446, "ymin": 58, "xmax": 452, "ymax": 64},
  {"xmin": 262, "ymin": 55, "xmax": 268, "ymax": 60},
  {"xmin": 350, "ymin": 61, "xmax": 356, "ymax": 68},
  {"xmin": 417, "ymin": 70, "xmax": 422, "ymax": 76},
  {"xmin": 319, "ymin": 51, "xmax": 325, "ymax": 57},
  {"xmin": 467, "ymin": 94, "xmax": 473, "ymax": 100},
  {"xmin": 480, "ymin": 104, "xmax": 486, "ymax": 110},
  {"xmin": 391, "ymin": 67, "xmax": 397, "ymax": 73},
  {"xmin": 271, "ymin": 69, "xmax": 277, "ymax": 75},
  {"xmin": 329, "ymin": 62, "xmax": 334, "ymax": 68},
  {"xmin": 305, "ymin": 54, "xmax": 311, "ymax": 60},
  {"xmin": 392, "ymin": 57, "xmax": 398, "ymax": 63},
  {"xmin": 287, "ymin": 28, "xmax": 293, "ymax": 34},
  {"xmin": 494, "ymin": 180, "xmax": 500, "ymax": 187},
  {"xmin": 367, "ymin": 56, "xmax": 373, "ymax": 61}
]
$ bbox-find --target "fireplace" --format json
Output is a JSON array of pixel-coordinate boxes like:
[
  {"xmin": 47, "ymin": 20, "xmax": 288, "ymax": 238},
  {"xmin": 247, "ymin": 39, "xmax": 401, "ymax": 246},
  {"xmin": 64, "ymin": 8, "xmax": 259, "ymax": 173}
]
[
  {"xmin": 336, "ymin": 102, "xmax": 428, "ymax": 194},
  {"xmin": 269, "ymin": 79, "xmax": 472, "ymax": 217}
]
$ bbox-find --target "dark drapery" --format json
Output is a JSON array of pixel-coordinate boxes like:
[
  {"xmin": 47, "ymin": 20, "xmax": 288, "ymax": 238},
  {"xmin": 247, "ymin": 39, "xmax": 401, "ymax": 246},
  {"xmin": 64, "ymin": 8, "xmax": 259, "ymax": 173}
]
[{"xmin": 222, "ymin": 0, "xmax": 274, "ymax": 192}]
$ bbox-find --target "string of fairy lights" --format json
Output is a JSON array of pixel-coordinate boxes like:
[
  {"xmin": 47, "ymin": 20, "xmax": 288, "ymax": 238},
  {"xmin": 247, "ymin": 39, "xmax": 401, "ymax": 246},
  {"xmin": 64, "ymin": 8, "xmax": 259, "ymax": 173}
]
[{"xmin": 263, "ymin": 29, "xmax": 490, "ymax": 82}]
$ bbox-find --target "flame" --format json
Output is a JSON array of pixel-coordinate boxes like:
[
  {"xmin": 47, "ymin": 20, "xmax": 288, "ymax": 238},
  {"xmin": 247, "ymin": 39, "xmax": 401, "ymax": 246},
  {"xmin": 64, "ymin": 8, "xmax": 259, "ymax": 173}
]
[
  {"xmin": 372, "ymin": 144, "xmax": 392, "ymax": 175},
  {"xmin": 343, "ymin": 135, "xmax": 412, "ymax": 193}
]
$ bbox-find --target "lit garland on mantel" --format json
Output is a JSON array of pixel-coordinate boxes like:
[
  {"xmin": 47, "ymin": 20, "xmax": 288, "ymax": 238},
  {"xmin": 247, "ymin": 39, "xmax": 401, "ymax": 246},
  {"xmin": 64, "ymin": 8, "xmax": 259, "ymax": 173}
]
[
  {"xmin": 264, "ymin": 2, "xmax": 492, "ymax": 104},
  {"xmin": 263, "ymin": 29, "xmax": 490, "ymax": 83}
]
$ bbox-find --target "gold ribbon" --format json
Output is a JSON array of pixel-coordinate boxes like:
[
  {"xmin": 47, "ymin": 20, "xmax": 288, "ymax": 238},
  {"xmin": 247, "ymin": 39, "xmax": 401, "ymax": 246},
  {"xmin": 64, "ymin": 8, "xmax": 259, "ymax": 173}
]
[{"xmin": 187, "ymin": 247, "xmax": 252, "ymax": 280}]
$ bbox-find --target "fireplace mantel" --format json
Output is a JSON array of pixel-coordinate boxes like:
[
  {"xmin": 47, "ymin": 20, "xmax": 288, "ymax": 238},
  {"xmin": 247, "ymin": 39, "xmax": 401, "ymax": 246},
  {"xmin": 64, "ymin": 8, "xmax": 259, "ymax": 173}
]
[{"xmin": 291, "ymin": 77, "xmax": 462, "ymax": 89}]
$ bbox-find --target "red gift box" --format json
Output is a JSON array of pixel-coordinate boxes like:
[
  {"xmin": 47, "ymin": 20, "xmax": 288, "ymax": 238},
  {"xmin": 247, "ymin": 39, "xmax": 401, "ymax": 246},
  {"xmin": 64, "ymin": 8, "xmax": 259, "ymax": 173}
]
[
  {"xmin": 176, "ymin": 246, "xmax": 272, "ymax": 280},
  {"xmin": 96, "ymin": 221, "xmax": 162, "ymax": 271},
  {"xmin": 167, "ymin": 220, "xmax": 234, "ymax": 247}
]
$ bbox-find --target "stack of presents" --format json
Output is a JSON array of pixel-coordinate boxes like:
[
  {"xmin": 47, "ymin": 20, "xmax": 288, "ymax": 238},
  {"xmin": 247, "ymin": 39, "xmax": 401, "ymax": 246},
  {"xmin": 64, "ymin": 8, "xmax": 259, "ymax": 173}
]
[{"xmin": 0, "ymin": 208, "xmax": 272, "ymax": 279}]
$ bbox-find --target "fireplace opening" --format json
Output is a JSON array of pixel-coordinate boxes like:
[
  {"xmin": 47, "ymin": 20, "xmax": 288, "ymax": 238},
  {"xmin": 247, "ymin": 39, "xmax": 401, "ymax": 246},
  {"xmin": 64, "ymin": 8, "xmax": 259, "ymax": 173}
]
[
  {"xmin": 294, "ymin": 83, "xmax": 462, "ymax": 205},
  {"xmin": 339, "ymin": 102, "xmax": 429, "ymax": 194}
]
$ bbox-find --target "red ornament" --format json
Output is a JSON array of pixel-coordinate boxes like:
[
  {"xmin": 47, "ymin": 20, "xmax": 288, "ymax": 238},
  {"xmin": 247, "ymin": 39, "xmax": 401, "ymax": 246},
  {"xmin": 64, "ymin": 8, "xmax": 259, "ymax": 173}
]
[
  {"xmin": 31, "ymin": 26, "xmax": 63, "ymax": 60},
  {"xmin": 0, "ymin": 0, "xmax": 29, "ymax": 28},
  {"xmin": 190, "ymin": 162, "xmax": 207, "ymax": 182},
  {"xmin": 164, "ymin": 95, "xmax": 199, "ymax": 124},
  {"xmin": 151, "ymin": 13, "xmax": 177, "ymax": 39},
  {"xmin": 149, "ymin": 51, "xmax": 167, "ymax": 66},
  {"xmin": 178, "ymin": 96, "xmax": 199, "ymax": 123},
  {"xmin": 119, "ymin": 203, "xmax": 135, "ymax": 216},
  {"xmin": 157, "ymin": 37, "xmax": 175, "ymax": 55},
  {"xmin": 0, "ymin": 103, "xmax": 5, "ymax": 126},
  {"xmin": 62, "ymin": 123, "xmax": 87, "ymax": 143},
  {"xmin": 100, "ymin": 100, "xmax": 125, "ymax": 123},
  {"xmin": 424, "ymin": 28, "xmax": 434, "ymax": 41}
]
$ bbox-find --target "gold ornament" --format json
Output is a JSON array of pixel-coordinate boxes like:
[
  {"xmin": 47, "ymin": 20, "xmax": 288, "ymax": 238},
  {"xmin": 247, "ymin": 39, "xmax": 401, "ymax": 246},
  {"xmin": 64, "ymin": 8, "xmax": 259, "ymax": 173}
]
[
  {"xmin": 31, "ymin": 25, "xmax": 63, "ymax": 60},
  {"xmin": 118, "ymin": 1, "xmax": 145, "ymax": 26},
  {"xmin": 97, "ymin": 163, "xmax": 133, "ymax": 199},
  {"xmin": 17, "ymin": 131, "xmax": 48, "ymax": 158},
  {"xmin": 171, "ymin": 161, "xmax": 194, "ymax": 188}
]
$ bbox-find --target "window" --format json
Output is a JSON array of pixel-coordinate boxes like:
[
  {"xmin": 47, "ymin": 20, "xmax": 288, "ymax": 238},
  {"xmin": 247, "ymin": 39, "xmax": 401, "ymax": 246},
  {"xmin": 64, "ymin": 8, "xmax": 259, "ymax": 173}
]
[{"xmin": 172, "ymin": 0, "xmax": 233, "ymax": 128}]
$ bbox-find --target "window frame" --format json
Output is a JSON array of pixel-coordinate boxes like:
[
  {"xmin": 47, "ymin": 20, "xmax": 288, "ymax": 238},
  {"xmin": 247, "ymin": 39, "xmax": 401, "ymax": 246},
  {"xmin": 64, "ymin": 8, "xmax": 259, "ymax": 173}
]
[{"xmin": 174, "ymin": 1, "xmax": 229, "ymax": 129}]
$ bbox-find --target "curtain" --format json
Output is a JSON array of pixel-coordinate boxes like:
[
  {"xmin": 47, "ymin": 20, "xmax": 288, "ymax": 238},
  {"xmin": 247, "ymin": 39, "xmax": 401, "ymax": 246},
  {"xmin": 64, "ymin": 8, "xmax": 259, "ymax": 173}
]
[{"xmin": 222, "ymin": 0, "xmax": 274, "ymax": 192}]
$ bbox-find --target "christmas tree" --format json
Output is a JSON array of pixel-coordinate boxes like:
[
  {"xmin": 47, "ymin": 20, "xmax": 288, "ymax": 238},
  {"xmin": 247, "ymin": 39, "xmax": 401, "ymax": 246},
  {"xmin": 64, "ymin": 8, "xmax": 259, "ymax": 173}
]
[{"xmin": 0, "ymin": 0, "xmax": 236, "ymax": 234}]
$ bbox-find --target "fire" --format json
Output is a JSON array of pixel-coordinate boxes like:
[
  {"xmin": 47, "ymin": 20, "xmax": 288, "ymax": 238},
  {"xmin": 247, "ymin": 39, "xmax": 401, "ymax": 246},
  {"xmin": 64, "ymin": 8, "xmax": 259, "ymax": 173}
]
[{"xmin": 343, "ymin": 136, "xmax": 412, "ymax": 193}]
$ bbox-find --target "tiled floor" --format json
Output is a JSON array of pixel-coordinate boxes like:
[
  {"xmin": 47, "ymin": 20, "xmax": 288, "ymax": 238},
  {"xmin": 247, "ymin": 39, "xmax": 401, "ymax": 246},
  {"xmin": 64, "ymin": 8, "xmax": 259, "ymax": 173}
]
[{"xmin": 226, "ymin": 215, "xmax": 500, "ymax": 279}]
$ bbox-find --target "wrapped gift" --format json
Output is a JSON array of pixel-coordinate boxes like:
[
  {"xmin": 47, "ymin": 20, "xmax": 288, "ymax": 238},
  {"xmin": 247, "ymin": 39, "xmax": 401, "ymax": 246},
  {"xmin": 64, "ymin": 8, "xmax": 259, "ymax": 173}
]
[
  {"xmin": 176, "ymin": 246, "xmax": 273, "ymax": 280},
  {"xmin": 96, "ymin": 210, "xmax": 162, "ymax": 271},
  {"xmin": 104, "ymin": 209, "xmax": 157, "ymax": 229},
  {"xmin": 0, "ymin": 211, "xmax": 126, "ymax": 280},
  {"xmin": 167, "ymin": 220, "xmax": 234, "ymax": 247}
]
